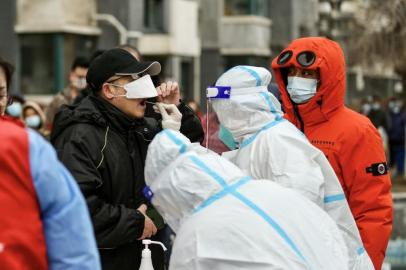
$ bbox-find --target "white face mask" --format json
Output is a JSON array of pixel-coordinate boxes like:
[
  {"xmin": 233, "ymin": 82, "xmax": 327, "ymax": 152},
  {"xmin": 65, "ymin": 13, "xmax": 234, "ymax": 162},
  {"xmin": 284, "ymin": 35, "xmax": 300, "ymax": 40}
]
[
  {"xmin": 287, "ymin": 76, "xmax": 318, "ymax": 104},
  {"xmin": 73, "ymin": 78, "xmax": 87, "ymax": 90},
  {"xmin": 372, "ymin": 102, "xmax": 381, "ymax": 110},
  {"xmin": 109, "ymin": 75, "xmax": 158, "ymax": 99},
  {"xmin": 362, "ymin": 103, "xmax": 371, "ymax": 115}
]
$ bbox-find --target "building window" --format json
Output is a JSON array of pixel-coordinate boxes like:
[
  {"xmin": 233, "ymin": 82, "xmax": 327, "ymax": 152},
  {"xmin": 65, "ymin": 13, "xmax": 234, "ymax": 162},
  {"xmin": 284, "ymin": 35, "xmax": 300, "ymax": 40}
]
[
  {"xmin": 144, "ymin": 0, "xmax": 164, "ymax": 32},
  {"xmin": 299, "ymin": 25, "xmax": 310, "ymax": 37},
  {"xmin": 224, "ymin": 0, "xmax": 269, "ymax": 17},
  {"xmin": 20, "ymin": 34, "xmax": 55, "ymax": 95},
  {"xmin": 181, "ymin": 59, "xmax": 194, "ymax": 101},
  {"xmin": 224, "ymin": 55, "xmax": 269, "ymax": 71},
  {"xmin": 20, "ymin": 34, "xmax": 95, "ymax": 95}
]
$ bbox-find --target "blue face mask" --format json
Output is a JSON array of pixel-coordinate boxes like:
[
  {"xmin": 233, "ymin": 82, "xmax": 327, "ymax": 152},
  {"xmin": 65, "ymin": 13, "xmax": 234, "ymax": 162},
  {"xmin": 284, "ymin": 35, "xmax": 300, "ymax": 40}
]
[
  {"xmin": 6, "ymin": 102, "xmax": 22, "ymax": 118},
  {"xmin": 25, "ymin": 115, "xmax": 41, "ymax": 129},
  {"xmin": 218, "ymin": 124, "xmax": 237, "ymax": 150}
]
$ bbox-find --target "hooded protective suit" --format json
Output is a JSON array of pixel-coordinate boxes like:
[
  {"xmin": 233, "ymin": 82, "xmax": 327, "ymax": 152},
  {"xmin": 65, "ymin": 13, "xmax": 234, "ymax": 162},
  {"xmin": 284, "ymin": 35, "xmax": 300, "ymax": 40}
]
[
  {"xmin": 271, "ymin": 37, "xmax": 392, "ymax": 270},
  {"xmin": 145, "ymin": 129, "xmax": 348, "ymax": 270},
  {"xmin": 210, "ymin": 66, "xmax": 373, "ymax": 269}
]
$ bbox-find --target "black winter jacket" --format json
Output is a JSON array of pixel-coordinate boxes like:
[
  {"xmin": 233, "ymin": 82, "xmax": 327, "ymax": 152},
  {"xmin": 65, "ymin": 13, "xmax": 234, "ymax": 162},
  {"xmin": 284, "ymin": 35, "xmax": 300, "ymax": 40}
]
[{"xmin": 51, "ymin": 95, "xmax": 203, "ymax": 270}]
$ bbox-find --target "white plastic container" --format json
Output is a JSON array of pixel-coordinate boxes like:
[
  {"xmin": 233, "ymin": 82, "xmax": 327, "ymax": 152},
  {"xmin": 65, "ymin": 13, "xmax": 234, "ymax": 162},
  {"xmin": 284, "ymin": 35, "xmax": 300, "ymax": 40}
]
[{"xmin": 139, "ymin": 239, "xmax": 167, "ymax": 270}]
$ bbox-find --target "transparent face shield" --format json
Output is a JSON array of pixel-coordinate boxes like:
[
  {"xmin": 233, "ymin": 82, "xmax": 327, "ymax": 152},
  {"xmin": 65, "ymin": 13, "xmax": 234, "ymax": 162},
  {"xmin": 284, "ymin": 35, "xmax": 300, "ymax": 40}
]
[
  {"xmin": 205, "ymin": 85, "xmax": 276, "ymax": 153},
  {"xmin": 204, "ymin": 86, "xmax": 237, "ymax": 153}
]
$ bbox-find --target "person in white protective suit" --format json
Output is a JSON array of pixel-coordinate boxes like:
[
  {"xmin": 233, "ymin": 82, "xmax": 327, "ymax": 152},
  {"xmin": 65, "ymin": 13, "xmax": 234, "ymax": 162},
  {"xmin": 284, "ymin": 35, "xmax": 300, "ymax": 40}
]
[
  {"xmin": 144, "ymin": 128, "xmax": 349, "ymax": 270},
  {"xmin": 210, "ymin": 66, "xmax": 374, "ymax": 270}
]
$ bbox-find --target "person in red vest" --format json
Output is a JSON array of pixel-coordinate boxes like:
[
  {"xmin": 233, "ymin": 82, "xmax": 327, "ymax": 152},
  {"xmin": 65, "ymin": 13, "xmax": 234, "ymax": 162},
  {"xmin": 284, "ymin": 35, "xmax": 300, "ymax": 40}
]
[
  {"xmin": 0, "ymin": 56, "xmax": 100, "ymax": 270},
  {"xmin": 271, "ymin": 37, "xmax": 393, "ymax": 269}
]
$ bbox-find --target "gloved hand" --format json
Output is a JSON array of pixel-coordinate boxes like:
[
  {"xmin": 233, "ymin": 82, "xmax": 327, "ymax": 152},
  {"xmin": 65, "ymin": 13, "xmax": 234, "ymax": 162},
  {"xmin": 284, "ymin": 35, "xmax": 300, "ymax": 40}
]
[{"xmin": 156, "ymin": 103, "xmax": 182, "ymax": 131}]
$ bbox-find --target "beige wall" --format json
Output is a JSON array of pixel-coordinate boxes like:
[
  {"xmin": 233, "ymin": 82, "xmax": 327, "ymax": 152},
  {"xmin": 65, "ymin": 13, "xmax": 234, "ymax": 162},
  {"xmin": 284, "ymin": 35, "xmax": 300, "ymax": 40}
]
[
  {"xmin": 220, "ymin": 15, "xmax": 272, "ymax": 56},
  {"xmin": 138, "ymin": 0, "xmax": 201, "ymax": 57},
  {"xmin": 15, "ymin": 0, "xmax": 100, "ymax": 34}
]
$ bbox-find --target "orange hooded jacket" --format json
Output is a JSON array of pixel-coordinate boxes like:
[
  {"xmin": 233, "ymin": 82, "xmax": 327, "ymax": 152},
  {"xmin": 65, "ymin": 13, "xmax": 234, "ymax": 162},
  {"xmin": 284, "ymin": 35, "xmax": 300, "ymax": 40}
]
[{"xmin": 272, "ymin": 37, "xmax": 393, "ymax": 270}]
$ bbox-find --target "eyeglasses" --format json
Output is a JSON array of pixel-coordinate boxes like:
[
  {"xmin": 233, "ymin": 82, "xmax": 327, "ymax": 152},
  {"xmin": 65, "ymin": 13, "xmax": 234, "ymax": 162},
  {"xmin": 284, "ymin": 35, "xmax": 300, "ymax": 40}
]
[
  {"xmin": 106, "ymin": 73, "xmax": 143, "ymax": 84},
  {"xmin": 107, "ymin": 82, "xmax": 125, "ymax": 89},
  {"xmin": 277, "ymin": 50, "xmax": 316, "ymax": 67}
]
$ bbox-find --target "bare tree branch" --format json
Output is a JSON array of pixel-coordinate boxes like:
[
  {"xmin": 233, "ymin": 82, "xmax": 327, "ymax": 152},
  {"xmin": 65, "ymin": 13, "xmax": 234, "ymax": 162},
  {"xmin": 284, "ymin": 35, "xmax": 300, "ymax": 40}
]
[{"xmin": 348, "ymin": 0, "xmax": 406, "ymax": 73}]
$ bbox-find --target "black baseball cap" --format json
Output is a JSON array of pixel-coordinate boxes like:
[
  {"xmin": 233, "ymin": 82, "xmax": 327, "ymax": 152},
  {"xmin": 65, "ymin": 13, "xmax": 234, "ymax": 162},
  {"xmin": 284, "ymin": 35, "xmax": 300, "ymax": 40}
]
[{"xmin": 86, "ymin": 48, "xmax": 161, "ymax": 91}]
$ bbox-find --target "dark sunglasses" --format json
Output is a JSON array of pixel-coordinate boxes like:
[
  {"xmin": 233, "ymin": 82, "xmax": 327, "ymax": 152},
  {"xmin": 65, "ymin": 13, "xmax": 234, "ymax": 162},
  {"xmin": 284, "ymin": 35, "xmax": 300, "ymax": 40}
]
[{"xmin": 277, "ymin": 50, "xmax": 316, "ymax": 67}]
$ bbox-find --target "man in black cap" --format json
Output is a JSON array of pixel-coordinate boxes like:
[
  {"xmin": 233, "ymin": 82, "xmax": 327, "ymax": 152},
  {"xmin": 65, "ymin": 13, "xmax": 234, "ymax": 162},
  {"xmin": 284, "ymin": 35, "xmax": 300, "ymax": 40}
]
[{"xmin": 51, "ymin": 48, "xmax": 203, "ymax": 270}]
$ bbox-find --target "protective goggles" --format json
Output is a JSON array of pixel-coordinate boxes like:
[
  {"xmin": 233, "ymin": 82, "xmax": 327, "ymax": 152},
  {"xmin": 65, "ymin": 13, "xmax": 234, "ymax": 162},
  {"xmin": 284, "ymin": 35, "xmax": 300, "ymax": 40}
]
[{"xmin": 276, "ymin": 50, "xmax": 316, "ymax": 67}]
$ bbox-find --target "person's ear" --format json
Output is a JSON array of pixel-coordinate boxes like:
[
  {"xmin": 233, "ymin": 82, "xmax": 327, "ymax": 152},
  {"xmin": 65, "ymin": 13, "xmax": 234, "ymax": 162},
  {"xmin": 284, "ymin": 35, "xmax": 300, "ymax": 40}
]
[
  {"xmin": 102, "ymin": 84, "xmax": 115, "ymax": 100},
  {"xmin": 69, "ymin": 71, "xmax": 76, "ymax": 83}
]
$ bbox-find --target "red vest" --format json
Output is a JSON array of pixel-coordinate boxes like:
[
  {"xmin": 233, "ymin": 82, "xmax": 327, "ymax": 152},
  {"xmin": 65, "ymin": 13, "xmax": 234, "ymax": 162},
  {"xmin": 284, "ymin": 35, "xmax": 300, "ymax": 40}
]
[{"xmin": 0, "ymin": 118, "xmax": 48, "ymax": 269}]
